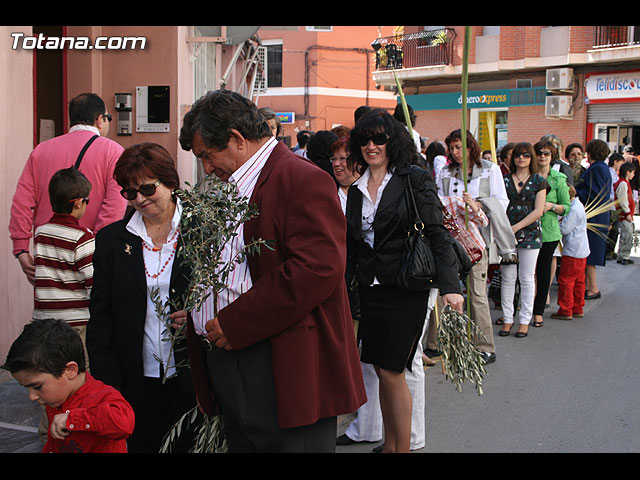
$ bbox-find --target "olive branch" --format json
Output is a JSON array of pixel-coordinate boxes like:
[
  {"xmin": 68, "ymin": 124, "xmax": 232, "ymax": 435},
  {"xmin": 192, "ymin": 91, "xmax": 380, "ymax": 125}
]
[{"xmin": 435, "ymin": 303, "xmax": 487, "ymax": 395}]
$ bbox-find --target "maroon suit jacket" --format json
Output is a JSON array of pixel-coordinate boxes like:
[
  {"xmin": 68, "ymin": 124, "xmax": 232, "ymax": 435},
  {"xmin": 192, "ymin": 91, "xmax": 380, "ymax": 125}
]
[{"xmin": 186, "ymin": 141, "xmax": 366, "ymax": 429}]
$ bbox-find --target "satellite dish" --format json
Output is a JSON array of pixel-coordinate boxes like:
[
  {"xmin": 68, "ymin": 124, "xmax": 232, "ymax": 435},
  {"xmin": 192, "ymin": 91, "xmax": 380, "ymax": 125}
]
[{"xmin": 195, "ymin": 26, "xmax": 260, "ymax": 45}]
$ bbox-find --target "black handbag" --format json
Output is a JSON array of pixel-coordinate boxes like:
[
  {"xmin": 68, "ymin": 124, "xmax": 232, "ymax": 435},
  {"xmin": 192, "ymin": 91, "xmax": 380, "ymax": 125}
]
[
  {"xmin": 396, "ymin": 175, "xmax": 437, "ymax": 292},
  {"xmin": 397, "ymin": 175, "xmax": 472, "ymax": 291}
]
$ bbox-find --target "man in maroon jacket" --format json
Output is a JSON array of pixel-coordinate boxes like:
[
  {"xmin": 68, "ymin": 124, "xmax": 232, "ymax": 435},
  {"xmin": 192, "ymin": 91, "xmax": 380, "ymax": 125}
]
[{"xmin": 179, "ymin": 90, "xmax": 366, "ymax": 453}]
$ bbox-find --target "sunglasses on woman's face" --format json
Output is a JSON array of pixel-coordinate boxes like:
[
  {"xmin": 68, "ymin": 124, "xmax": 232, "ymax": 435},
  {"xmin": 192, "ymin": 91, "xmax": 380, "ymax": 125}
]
[
  {"xmin": 120, "ymin": 180, "xmax": 161, "ymax": 200},
  {"xmin": 356, "ymin": 132, "xmax": 389, "ymax": 147}
]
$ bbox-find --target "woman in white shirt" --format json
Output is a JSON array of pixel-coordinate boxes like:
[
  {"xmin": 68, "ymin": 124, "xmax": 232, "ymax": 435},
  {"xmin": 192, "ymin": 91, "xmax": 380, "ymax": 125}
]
[
  {"xmin": 87, "ymin": 143, "xmax": 195, "ymax": 453},
  {"xmin": 436, "ymin": 129, "xmax": 509, "ymax": 363},
  {"xmin": 345, "ymin": 110, "xmax": 463, "ymax": 453}
]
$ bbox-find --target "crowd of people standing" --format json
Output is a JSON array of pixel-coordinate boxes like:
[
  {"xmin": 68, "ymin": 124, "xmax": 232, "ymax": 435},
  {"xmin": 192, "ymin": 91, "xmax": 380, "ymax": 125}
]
[{"xmin": 3, "ymin": 91, "xmax": 638, "ymax": 454}]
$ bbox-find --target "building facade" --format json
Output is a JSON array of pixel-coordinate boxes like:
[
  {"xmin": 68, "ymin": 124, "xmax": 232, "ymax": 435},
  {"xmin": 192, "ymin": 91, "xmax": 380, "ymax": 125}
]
[
  {"xmin": 0, "ymin": 25, "xmax": 397, "ymax": 379},
  {"xmin": 372, "ymin": 26, "xmax": 640, "ymax": 157}
]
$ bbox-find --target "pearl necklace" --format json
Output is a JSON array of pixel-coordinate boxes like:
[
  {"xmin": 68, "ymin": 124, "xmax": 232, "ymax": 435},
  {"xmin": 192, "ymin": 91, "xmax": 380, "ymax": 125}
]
[{"xmin": 142, "ymin": 228, "xmax": 179, "ymax": 279}]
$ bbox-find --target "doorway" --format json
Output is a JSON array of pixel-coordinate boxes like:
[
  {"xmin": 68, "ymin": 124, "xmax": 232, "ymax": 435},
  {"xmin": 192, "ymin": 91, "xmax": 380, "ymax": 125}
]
[
  {"xmin": 33, "ymin": 26, "xmax": 65, "ymax": 146},
  {"xmin": 594, "ymin": 123, "xmax": 640, "ymax": 154}
]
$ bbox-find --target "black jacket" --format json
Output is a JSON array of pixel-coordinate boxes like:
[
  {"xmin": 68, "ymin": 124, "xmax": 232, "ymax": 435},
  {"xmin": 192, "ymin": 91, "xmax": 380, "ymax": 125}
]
[
  {"xmin": 86, "ymin": 211, "xmax": 193, "ymax": 406},
  {"xmin": 346, "ymin": 164, "xmax": 461, "ymax": 296}
]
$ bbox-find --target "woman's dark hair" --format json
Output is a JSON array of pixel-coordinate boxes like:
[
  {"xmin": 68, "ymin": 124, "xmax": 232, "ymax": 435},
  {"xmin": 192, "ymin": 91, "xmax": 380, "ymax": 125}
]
[
  {"xmin": 179, "ymin": 89, "xmax": 272, "ymax": 152},
  {"xmin": 393, "ymin": 103, "xmax": 416, "ymax": 127},
  {"xmin": 499, "ymin": 143, "xmax": 516, "ymax": 162},
  {"xmin": 619, "ymin": 161, "xmax": 636, "ymax": 179},
  {"xmin": 258, "ymin": 107, "xmax": 282, "ymax": 137},
  {"xmin": 68, "ymin": 93, "xmax": 106, "ymax": 127},
  {"xmin": 585, "ymin": 139, "xmax": 610, "ymax": 162},
  {"xmin": 444, "ymin": 129, "xmax": 482, "ymax": 169},
  {"xmin": 425, "ymin": 140, "xmax": 446, "ymax": 165},
  {"xmin": 114, "ymin": 143, "xmax": 180, "ymax": 196},
  {"xmin": 48, "ymin": 167, "xmax": 92, "ymax": 214},
  {"xmin": 509, "ymin": 142, "xmax": 539, "ymax": 174},
  {"xmin": 347, "ymin": 108, "xmax": 419, "ymax": 175},
  {"xmin": 534, "ymin": 139, "xmax": 558, "ymax": 160},
  {"xmin": 565, "ymin": 142, "xmax": 583, "ymax": 159},
  {"xmin": 1, "ymin": 319, "xmax": 86, "ymax": 376}
]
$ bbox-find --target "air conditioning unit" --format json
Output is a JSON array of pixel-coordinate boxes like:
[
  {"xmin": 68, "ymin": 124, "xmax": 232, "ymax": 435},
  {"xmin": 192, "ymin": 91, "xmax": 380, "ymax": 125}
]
[
  {"xmin": 546, "ymin": 68, "xmax": 574, "ymax": 91},
  {"xmin": 545, "ymin": 95, "xmax": 573, "ymax": 119}
]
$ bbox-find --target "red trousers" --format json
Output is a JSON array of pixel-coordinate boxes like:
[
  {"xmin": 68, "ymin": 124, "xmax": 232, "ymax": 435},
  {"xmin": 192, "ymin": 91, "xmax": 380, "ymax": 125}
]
[{"xmin": 557, "ymin": 256, "xmax": 587, "ymax": 316}]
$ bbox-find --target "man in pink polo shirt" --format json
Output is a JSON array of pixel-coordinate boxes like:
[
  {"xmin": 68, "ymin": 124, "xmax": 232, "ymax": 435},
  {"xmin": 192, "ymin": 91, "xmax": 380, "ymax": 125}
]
[{"xmin": 9, "ymin": 93, "xmax": 127, "ymax": 285}]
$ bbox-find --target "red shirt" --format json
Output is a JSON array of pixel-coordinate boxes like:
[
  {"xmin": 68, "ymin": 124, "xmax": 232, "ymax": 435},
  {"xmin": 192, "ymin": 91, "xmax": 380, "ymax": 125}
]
[{"xmin": 43, "ymin": 373, "xmax": 135, "ymax": 453}]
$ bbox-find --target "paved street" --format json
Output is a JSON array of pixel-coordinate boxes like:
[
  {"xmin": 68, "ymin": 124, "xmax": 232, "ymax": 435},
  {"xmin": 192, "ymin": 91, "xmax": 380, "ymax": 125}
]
[
  {"xmin": 1, "ymin": 239, "xmax": 639, "ymax": 454},
  {"xmin": 337, "ymin": 242, "xmax": 640, "ymax": 453}
]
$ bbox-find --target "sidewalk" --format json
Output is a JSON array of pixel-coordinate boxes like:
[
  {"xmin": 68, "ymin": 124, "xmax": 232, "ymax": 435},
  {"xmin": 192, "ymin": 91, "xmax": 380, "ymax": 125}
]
[{"xmin": 0, "ymin": 377, "xmax": 41, "ymax": 453}]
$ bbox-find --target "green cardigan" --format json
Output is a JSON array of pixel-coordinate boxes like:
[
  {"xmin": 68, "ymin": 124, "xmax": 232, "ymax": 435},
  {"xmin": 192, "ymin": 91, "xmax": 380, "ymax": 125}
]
[{"xmin": 541, "ymin": 168, "xmax": 571, "ymax": 242}]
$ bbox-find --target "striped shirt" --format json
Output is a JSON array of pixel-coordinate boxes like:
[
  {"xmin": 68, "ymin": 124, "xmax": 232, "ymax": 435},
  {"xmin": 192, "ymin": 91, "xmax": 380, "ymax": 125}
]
[
  {"xmin": 192, "ymin": 136, "xmax": 278, "ymax": 336},
  {"xmin": 33, "ymin": 214, "xmax": 94, "ymax": 325}
]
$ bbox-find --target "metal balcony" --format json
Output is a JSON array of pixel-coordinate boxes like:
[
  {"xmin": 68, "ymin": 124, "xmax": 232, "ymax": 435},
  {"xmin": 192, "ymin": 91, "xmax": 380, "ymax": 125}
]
[
  {"xmin": 371, "ymin": 28, "xmax": 457, "ymax": 70},
  {"xmin": 593, "ymin": 26, "xmax": 640, "ymax": 49}
]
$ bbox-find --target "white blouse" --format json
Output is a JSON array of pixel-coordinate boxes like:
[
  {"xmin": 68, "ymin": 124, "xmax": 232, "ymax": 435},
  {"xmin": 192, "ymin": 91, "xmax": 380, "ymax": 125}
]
[
  {"xmin": 126, "ymin": 199, "xmax": 182, "ymax": 379},
  {"xmin": 351, "ymin": 167, "xmax": 394, "ymax": 285}
]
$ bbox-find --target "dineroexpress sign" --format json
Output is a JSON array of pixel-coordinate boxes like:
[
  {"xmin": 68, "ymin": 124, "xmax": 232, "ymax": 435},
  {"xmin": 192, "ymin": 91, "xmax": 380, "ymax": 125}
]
[{"xmin": 585, "ymin": 71, "xmax": 640, "ymax": 104}]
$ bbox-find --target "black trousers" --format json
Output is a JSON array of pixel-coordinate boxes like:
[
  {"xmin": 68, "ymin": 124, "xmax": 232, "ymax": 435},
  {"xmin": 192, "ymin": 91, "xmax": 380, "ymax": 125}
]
[
  {"xmin": 533, "ymin": 240, "xmax": 559, "ymax": 316},
  {"xmin": 127, "ymin": 376, "xmax": 198, "ymax": 453},
  {"xmin": 206, "ymin": 340, "xmax": 336, "ymax": 453}
]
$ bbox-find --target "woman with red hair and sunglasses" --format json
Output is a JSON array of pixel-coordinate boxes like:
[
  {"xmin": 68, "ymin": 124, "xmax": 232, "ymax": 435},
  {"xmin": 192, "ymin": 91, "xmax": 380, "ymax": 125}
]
[
  {"xmin": 86, "ymin": 142, "xmax": 196, "ymax": 453},
  {"xmin": 345, "ymin": 109, "xmax": 463, "ymax": 453}
]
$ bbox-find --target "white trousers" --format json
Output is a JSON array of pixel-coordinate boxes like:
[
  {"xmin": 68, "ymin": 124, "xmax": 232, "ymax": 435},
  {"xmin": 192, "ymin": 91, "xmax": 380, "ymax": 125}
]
[
  {"xmin": 345, "ymin": 289, "xmax": 438, "ymax": 450},
  {"xmin": 500, "ymin": 247, "xmax": 540, "ymax": 325}
]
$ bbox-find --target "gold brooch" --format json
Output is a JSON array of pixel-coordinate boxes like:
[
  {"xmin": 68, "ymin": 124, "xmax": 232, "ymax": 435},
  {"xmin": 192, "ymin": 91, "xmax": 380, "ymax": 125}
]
[{"xmin": 124, "ymin": 243, "xmax": 132, "ymax": 255}]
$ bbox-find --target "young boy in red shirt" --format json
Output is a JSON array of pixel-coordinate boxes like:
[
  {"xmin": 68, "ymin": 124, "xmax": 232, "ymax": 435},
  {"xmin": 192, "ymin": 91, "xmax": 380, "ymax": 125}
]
[{"xmin": 2, "ymin": 319, "xmax": 135, "ymax": 453}]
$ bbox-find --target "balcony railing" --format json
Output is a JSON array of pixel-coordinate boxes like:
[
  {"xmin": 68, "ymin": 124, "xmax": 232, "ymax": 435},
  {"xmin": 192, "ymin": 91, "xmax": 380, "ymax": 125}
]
[
  {"xmin": 593, "ymin": 26, "xmax": 640, "ymax": 49},
  {"xmin": 372, "ymin": 28, "xmax": 457, "ymax": 70}
]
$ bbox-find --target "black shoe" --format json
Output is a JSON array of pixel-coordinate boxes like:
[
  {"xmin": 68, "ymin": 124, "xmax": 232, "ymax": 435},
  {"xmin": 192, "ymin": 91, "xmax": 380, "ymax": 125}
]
[
  {"xmin": 336, "ymin": 434, "xmax": 358, "ymax": 446},
  {"xmin": 424, "ymin": 348, "xmax": 442, "ymax": 358},
  {"xmin": 585, "ymin": 291, "xmax": 601, "ymax": 300},
  {"xmin": 481, "ymin": 352, "xmax": 496, "ymax": 364}
]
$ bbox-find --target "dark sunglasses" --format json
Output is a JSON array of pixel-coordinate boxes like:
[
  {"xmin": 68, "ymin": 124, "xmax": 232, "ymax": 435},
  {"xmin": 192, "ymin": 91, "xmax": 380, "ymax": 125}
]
[
  {"xmin": 356, "ymin": 132, "xmax": 389, "ymax": 147},
  {"xmin": 69, "ymin": 197, "xmax": 90, "ymax": 205},
  {"xmin": 513, "ymin": 153, "xmax": 532, "ymax": 159},
  {"xmin": 120, "ymin": 180, "xmax": 161, "ymax": 200},
  {"xmin": 103, "ymin": 113, "xmax": 113, "ymax": 122}
]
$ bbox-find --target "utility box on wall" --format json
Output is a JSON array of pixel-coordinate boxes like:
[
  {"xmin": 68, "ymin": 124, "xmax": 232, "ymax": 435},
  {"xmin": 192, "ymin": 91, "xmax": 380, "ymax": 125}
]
[{"xmin": 136, "ymin": 86, "xmax": 170, "ymax": 132}]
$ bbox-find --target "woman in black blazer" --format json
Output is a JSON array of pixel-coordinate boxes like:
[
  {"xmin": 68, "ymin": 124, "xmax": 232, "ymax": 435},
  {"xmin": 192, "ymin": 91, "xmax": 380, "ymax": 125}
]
[
  {"xmin": 345, "ymin": 109, "xmax": 463, "ymax": 453},
  {"xmin": 86, "ymin": 143, "xmax": 195, "ymax": 453}
]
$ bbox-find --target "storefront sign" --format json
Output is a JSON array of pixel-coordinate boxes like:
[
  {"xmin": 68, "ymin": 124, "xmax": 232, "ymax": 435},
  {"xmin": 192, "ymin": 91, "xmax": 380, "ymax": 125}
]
[
  {"xmin": 585, "ymin": 71, "xmax": 640, "ymax": 104},
  {"xmin": 407, "ymin": 88, "xmax": 532, "ymax": 111}
]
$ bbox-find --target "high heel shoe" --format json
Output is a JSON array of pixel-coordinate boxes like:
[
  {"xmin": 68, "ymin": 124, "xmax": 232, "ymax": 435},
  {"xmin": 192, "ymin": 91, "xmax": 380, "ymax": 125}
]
[
  {"xmin": 498, "ymin": 324, "xmax": 512, "ymax": 336},
  {"xmin": 515, "ymin": 326, "xmax": 529, "ymax": 338}
]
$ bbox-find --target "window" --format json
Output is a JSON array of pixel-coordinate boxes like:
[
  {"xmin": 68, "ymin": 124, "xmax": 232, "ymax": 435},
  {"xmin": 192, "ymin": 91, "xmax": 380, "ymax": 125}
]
[{"xmin": 266, "ymin": 42, "xmax": 282, "ymax": 88}]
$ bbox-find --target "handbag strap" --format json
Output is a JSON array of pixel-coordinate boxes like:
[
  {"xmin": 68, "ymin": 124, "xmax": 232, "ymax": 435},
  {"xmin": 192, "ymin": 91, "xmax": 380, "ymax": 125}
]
[
  {"xmin": 74, "ymin": 134, "xmax": 99, "ymax": 170},
  {"xmin": 405, "ymin": 174, "xmax": 424, "ymax": 232}
]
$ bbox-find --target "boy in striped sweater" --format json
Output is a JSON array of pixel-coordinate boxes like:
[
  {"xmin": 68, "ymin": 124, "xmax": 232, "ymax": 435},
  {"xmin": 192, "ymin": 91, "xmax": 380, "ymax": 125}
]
[{"xmin": 33, "ymin": 167, "xmax": 94, "ymax": 366}]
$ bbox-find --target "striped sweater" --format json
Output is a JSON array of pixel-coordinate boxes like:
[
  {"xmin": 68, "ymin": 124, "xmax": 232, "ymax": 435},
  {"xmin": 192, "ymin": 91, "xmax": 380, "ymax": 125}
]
[{"xmin": 33, "ymin": 214, "xmax": 95, "ymax": 325}]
